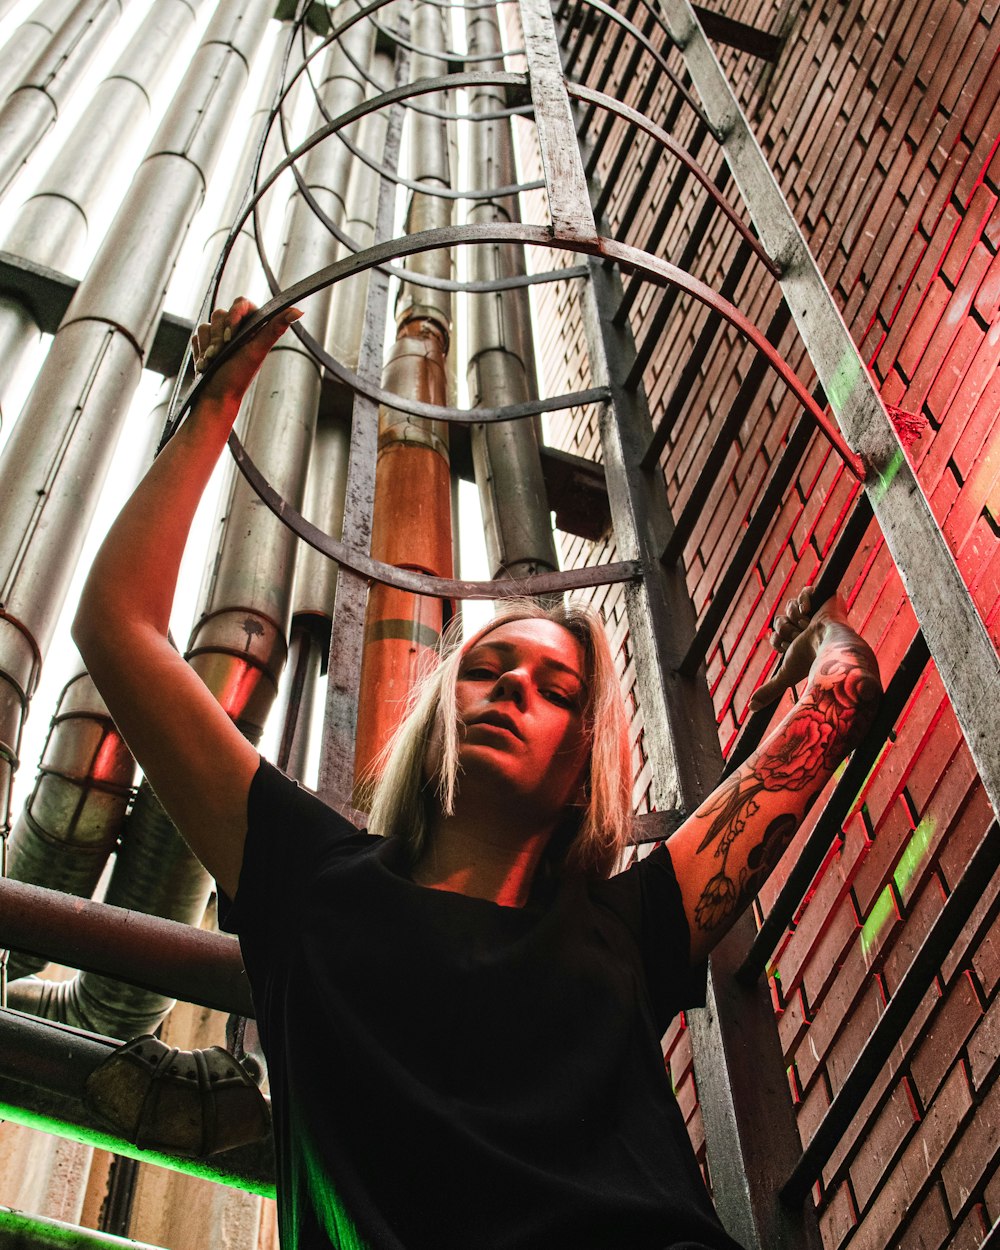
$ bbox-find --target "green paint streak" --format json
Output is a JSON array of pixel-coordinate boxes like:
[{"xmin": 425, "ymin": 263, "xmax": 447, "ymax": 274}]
[
  {"xmin": 893, "ymin": 816, "xmax": 937, "ymax": 898},
  {"xmin": 860, "ymin": 884, "xmax": 896, "ymax": 957},
  {"xmin": 826, "ymin": 349, "xmax": 861, "ymax": 414},
  {"xmin": 871, "ymin": 447, "xmax": 905, "ymax": 504},
  {"xmin": 0, "ymin": 1101, "xmax": 275, "ymax": 1198}
]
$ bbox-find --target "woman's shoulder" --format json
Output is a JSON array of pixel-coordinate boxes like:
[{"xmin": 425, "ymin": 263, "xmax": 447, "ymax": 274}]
[{"xmin": 249, "ymin": 755, "xmax": 375, "ymax": 851}]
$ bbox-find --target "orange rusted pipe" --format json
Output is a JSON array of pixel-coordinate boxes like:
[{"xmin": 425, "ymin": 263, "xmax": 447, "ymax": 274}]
[{"xmin": 354, "ymin": 319, "xmax": 454, "ymax": 784}]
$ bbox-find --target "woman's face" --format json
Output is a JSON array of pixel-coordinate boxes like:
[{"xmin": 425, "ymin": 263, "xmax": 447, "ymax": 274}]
[{"xmin": 450, "ymin": 618, "xmax": 592, "ymax": 821}]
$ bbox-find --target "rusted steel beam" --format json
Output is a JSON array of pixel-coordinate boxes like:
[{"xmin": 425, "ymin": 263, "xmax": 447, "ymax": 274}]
[{"xmin": 0, "ymin": 878, "xmax": 253, "ymax": 1018}]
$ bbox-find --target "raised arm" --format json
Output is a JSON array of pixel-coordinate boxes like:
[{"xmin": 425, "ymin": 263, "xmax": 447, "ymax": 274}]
[
  {"xmin": 72, "ymin": 300, "xmax": 301, "ymax": 898},
  {"xmin": 666, "ymin": 590, "xmax": 882, "ymax": 964}
]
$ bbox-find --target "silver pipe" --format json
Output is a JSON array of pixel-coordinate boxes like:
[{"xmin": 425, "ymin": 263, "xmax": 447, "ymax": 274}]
[
  {"xmin": 0, "ymin": 0, "xmax": 128, "ymax": 199},
  {"xmin": 394, "ymin": 0, "xmax": 453, "ymax": 335},
  {"xmin": 0, "ymin": 0, "xmax": 207, "ymax": 424},
  {"xmin": 3, "ymin": 673, "xmax": 136, "ymax": 981},
  {"xmin": 0, "ymin": 0, "xmax": 274, "ymax": 1019},
  {"xmin": 6, "ymin": 784, "xmax": 209, "ymax": 1037},
  {"xmin": 196, "ymin": 20, "xmax": 313, "ymax": 309},
  {"xmin": 188, "ymin": 7, "xmax": 376, "ymax": 742},
  {"xmin": 0, "ymin": 0, "xmax": 79, "ymax": 106},
  {"xmin": 323, "ymin": 47, "xmax": 393, "ymax": 373},
  {"xmin": 465, "ymin": 7, "xmax": 558, "ymax": 582}
]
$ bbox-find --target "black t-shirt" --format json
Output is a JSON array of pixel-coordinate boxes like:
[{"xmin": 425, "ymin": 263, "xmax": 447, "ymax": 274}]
[{"xmin": 220, "ymin": 758, "xmax": 744, "ymax": 1250}]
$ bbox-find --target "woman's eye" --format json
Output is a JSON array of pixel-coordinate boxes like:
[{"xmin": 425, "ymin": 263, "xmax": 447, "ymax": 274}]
[
  {"xmin": 543, "ymin": 689, "xmax": 573, "ymax": 708},
  {"xmin": 462, "ymin": 667, "xmax": 496, "ymax": 681}
]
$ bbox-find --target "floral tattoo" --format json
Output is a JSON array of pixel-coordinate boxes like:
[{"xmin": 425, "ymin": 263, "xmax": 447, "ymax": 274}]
[{"xmin": 693, "ymin": 643, "xmax": 880, "ymax": 933}]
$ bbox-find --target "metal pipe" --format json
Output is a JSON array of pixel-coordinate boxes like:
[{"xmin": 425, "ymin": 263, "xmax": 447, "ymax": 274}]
[
  {"xmin": 465, "ymin": 5, "xmax": 559, "ymax": 584},
  {"xmin": 0, "ymin": 0, "xmax": 207, "ymax": 419},
  {"xmin": 0, "ymin": 877, "xmax": 253, "ymax": 1019},
  {"xmin": 354, "ymin": 2, "xmax": 455, "ymax": 781},
  {"xmin": 3, "ymin": 673, "xmax": 136, "ymax": 981},
  {"xmin": 197, "ymin": 20, "xmax": 312, "ymax": 309},
  {"xmin": 0, "ymin": 1010, "xmax": 274, "ymax": 1194},
  {"xmin": 0, "ymin": 0, "xmax": 128, "ymax": 199},
  {"xmin": 188, "ymin": 10, "xmax": 375, "ymax": 745},
  {"xmin": 0, "ymin": 1205, "xmax": 168, "ymax": 1250},
  {"xmin": 0, "ymin": 0, "xmax": 274, "ymax": 986},
  {"xmin": 0, "ymin": 0, "xmax": 80, "ymax": 108},
  {"xmin": 7, "ymin": 783, "xmax": 214, "ymax": 1037}
]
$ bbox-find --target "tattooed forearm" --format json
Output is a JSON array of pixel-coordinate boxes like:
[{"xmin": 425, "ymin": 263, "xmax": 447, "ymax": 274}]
[{"xmin": 692, "ymin": 638, "xmax": 881, "ymax": 933}]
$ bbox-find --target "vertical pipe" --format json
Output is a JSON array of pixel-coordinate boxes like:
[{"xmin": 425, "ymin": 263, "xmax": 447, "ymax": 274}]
[
  {"xmin": 0, "ymin": 0, "xmax": 274, "ymax": 1009},
  {"xmin": 0, "ymin": 0, "xmax": 80, "ymax": 106},
  {"xmin": 187, "ymin": 8, "xmax": 376, "ymax": 751},
  {"xmin": 196, "ymin": 20, "xmax": 312, "ymax": 309},
  {"xmin": 465, "ymin": 5, "xmax": 559, "ymax": 583},
  {"xmin": 0, "ymin": 0, "xmax": 128, "ymax": 199},
  {"xmin": 280, "ymin": 75, "xmax": 391, "ymax": 777},
  {"xmin": 354, "ymin": 3, "xmax": 455, "ymax": 781},
  {"xmin": 0, "ymin": 0, "xmax": 208, "ymax": 421}
]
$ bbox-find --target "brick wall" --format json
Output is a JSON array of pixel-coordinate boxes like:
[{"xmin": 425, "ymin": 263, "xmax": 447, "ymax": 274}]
[{"xmin": 528, "ymin": 0, "xmax": 1000, "ymax": 1244}]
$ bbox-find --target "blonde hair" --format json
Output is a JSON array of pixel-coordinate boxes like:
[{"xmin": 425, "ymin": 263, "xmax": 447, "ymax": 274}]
[{"xmin": 363, "ymin": 600, "xmax": 633, "ymax": 879}]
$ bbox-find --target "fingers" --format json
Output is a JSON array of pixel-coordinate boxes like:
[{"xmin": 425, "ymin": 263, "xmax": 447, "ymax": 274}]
[
  {"xmin": 769, "ymin": 585, "xmax": 815, "ymax": 652},
  {"xmin": 190, "ymin": 300, "xmax": 301, "ymax": 375}
]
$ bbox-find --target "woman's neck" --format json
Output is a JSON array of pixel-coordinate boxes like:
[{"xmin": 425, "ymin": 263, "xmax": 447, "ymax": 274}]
[{"xmin": 412, "ymin": 807, "xmax": 554, "ymax": 908}]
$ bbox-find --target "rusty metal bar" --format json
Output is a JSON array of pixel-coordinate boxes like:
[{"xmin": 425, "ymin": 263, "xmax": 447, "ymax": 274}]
[
  {"xmin": 0, "ymin": 877, "xmax": 253, "ymax": 1018},
  {"xmin": 0, "ymin": 1010, "xmax": 274, "ymax": 1194},
  {"xmin": 519, "ymin": 0, "xmax": 598, "ymax": 242}
]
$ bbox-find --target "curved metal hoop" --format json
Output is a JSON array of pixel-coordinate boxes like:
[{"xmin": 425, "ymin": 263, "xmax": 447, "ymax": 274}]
[{"xmin": 173, "ymin": 223, "xmax": 865, "ymax": 603}]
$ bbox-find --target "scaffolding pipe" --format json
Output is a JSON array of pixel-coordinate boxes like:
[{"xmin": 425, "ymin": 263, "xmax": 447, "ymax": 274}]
[
  {"xmin": 0, "ymin": 0, "xmax": 206, "ymax": 418},
  {"xmin": 0, "ymin": 877, "xmax": 253, "ymax": 1018},
  {"xmin": 0, "ymin": 0, "xmax": 274, "ymax": 1020},
  {"xmin": 0, "ymin": 0, "xmax": 128, "ymax": 199},
  {"xmin": 465, "ymin": 6, "xmax": 559, "ymax": 583},
  {"xmin": 354, "ymin": 3, "xmax": 455, "ymax": 781}
]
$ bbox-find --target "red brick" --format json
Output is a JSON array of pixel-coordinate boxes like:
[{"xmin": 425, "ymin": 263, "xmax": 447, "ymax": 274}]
[
  {"xmin": 898, "ymin": 1181, "xmax": 951, "ymax": 1250},
  {"xmin": 902, "ymin": 710, "xmax": 964, "ymax": 829},
  {"xmin": 796, "ymin": 1066, "xmax": 832, "ymax": 1146},
  {"xmin": 910, "ymin": 971, "xmax": 983, "ymax": 1105},
  {"xmin": 971, "ymin": 886, "xmax": 1000, "ymax": 999},
  {"xmin": 883, "ymin": 872, "xmax": 947, "ymax": 997},
  {"xmin": 948, "ymin": 1205, "xmax": 989, "ymax": 1248},
  {"xmin": 941, "ymin": 183, "xmax": 999, "ymax": 285},
  {"xmin": 827, "ymin": 978, "xmax": 887, "ymax": 1096},
  {"xmin": 944, "ymin": 863, "xmax": 1000, "ymax": 986},
  {"xmin": 852, "ymin": 1062, "xmax": 973, "ymax": 1245},
  {"xmin": 849, "ymin": 1078, "xmax": 920, "ymax": 1208},
  {"xmin": 968, "ymin": 988, "xmax": 1000, "ymax": 1092},
  {"xmin": 819, "ymin": 1179, "xmax": 857, "ymax": 1250},
  {"xmin": 941, "ymin": 1070, "xmax": 1000, "ymax": 1216},
  {"xmin": 854, "ymin": 798, "xmax": 919, "ymax": 917}
]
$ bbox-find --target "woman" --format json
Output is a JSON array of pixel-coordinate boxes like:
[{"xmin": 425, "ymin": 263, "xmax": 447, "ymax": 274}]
[{"xmin": 73, "ymin": 301, "xmax": 881, "ymax": 1249}]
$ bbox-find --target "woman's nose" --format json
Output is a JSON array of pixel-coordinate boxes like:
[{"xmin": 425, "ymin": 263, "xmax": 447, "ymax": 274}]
[{"xmin": 491, "ymin": 668, "xmax": 528, "ymax": 706}]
